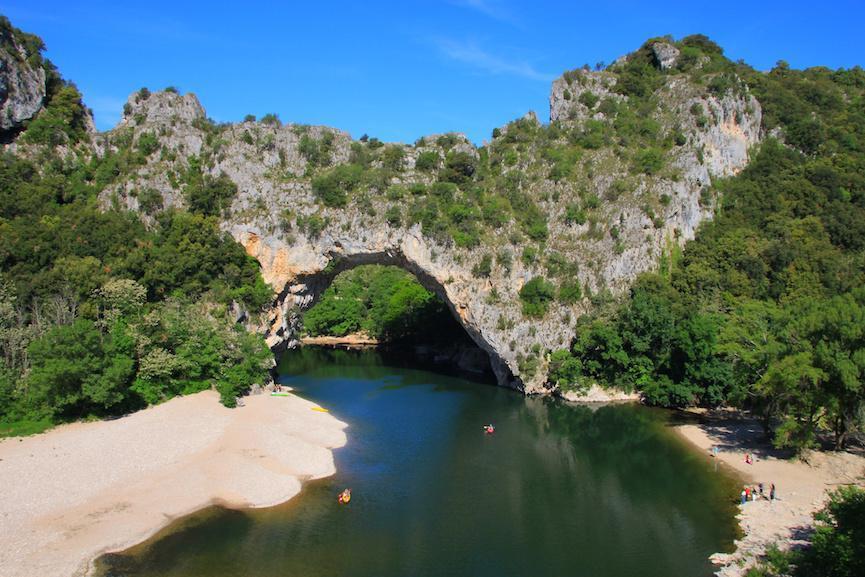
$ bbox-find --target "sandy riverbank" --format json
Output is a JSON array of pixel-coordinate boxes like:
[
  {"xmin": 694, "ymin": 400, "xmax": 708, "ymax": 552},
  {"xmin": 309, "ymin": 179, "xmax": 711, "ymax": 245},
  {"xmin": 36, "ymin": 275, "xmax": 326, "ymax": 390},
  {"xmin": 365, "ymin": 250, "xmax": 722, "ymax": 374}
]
[
  {"xmin": 0, "ymin": 389, "xmax": 347, "ymax": 577},
  {"xmin": 675, "ymin": 411, "xmax": 865, "ymax": 577},
  {"xmin": 300, "ymin": 333, "xmax": 379, "ymax": 347}
]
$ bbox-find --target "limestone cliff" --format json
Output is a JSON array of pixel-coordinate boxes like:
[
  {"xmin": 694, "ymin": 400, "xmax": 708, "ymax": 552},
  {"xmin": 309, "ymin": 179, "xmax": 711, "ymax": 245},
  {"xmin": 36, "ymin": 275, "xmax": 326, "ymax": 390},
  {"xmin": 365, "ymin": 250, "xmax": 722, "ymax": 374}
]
[
  {"xmin": 0, "ymin": 19, "xmax": 47, "ymax": 139},
  {"xmin": 96, "ymin": 41, "xmax": 762, "ymax": 394}
]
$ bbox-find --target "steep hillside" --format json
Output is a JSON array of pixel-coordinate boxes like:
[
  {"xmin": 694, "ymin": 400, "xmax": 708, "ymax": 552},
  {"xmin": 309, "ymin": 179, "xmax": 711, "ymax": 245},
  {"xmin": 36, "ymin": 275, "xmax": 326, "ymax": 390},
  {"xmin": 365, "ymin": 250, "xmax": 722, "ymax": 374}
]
[{"xmin": 90, "ymin": 37, "xmax": 760, "ymax": 391}]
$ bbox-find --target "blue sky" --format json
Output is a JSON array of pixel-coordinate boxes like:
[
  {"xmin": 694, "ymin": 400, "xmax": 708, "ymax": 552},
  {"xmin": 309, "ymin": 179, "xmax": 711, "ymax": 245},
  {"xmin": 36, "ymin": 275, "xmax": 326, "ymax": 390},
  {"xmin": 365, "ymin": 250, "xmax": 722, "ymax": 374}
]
[{"xmin": 3, "ymin": 1, "xmax": 864, "ymax": 143}]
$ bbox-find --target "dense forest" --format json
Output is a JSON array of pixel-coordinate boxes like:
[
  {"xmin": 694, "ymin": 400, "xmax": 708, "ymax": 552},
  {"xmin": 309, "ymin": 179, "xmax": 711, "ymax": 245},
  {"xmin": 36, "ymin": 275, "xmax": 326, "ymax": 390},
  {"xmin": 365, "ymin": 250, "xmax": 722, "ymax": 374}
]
[{"xmin": 0, "ymin": 17, "xmax": 273, "ymax": 435}]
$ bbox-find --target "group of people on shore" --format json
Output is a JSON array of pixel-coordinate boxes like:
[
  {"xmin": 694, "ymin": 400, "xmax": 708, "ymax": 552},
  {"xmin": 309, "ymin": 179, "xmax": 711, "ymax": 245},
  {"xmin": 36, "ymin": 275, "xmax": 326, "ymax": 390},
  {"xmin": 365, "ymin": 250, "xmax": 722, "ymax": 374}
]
[{"xmin": 741, "ymin": 482, "xmax": 776, "ymax": 504}]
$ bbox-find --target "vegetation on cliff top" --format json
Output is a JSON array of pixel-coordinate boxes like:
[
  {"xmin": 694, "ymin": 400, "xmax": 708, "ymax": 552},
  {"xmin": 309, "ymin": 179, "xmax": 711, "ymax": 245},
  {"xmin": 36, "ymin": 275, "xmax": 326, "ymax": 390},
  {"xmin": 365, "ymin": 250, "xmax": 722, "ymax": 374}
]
[{"xmin": 551, "ymin": 39, "xmax": 865, "ymax": 453}]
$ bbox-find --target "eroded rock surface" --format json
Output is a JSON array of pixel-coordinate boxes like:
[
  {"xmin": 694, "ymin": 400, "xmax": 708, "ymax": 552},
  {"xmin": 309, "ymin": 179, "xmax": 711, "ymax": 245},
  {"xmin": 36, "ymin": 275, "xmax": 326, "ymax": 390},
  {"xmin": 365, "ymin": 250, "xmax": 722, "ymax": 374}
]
[
  {"xmin": 98, "ymin": 50, "xmax": 762, "ymax": 393},
  {"xmin": 0, "ymin": 24, "xmax": 46, "ymax": 136}
]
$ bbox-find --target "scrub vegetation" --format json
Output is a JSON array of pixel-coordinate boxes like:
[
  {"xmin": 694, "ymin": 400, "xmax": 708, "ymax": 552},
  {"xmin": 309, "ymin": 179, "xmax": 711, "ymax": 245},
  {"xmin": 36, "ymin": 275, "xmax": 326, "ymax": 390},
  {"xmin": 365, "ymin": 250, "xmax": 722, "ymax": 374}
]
[
  {"xmin": 0, "ymin": 18, "xmax": 273, "ymax": 433},
  {"xmin": 546, "ymin": 37, "xmax": 865, "ymax": 455}
]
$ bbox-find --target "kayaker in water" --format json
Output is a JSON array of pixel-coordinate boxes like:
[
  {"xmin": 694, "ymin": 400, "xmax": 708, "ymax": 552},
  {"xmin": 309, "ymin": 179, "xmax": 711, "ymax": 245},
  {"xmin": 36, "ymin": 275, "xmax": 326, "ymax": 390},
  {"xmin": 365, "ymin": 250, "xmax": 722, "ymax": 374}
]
[{"xmin": 338, "ymin": 488, "xmax": 351, "ymax": 504}]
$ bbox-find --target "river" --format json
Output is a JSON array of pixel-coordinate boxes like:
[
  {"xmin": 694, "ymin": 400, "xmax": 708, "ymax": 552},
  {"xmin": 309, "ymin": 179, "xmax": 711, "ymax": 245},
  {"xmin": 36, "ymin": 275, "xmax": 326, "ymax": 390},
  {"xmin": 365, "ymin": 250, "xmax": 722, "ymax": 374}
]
[{"xmin": 97, "ymin": 346, "xmax": 738, "ymax": 577}]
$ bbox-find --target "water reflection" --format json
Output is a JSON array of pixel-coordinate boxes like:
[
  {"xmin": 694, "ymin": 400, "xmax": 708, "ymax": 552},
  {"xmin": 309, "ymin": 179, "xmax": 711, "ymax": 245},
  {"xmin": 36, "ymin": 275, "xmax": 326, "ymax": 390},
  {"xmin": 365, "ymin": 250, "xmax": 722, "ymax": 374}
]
[{"xmin": 98, "ymin": 347, "xmax": 737, "ymax": 577}]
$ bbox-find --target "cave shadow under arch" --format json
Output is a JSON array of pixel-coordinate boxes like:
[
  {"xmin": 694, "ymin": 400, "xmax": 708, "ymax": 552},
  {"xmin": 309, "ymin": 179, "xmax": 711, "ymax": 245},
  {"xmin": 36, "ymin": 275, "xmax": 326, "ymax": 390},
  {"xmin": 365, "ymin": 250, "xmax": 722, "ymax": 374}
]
[{"xmin": 275, "ymin": 249, "xmax": 519, "ymax": 390}]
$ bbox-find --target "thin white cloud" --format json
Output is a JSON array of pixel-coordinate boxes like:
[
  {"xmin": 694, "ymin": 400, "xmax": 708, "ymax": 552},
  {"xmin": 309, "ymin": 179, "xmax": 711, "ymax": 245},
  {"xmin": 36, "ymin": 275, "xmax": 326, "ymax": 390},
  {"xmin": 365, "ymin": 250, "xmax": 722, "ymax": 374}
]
[
  {"xmin": 447, "ymin": 0, "xmax": 518, "ymax": 24},
  {"xmin": 434, "ymin": 38, "xmax": 554, "ymax": 82}
]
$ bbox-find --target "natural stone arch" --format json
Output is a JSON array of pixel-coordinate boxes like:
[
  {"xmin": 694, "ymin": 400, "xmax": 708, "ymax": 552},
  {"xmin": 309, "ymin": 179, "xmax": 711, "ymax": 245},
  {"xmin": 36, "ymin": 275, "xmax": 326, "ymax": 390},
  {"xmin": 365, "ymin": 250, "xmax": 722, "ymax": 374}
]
[
  {"xmin": 98, "ymin": 51, "xmax": 763, "ymax": 393},
  {"xmin": 238, "ymin": 230, "xmax": 522, "ymax": 390}
]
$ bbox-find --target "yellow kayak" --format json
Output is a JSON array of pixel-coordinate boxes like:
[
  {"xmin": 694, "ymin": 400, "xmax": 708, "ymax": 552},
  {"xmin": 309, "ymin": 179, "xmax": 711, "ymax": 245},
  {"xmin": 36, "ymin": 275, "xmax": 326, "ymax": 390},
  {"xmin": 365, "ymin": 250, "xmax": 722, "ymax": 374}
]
[{"xmin": 311, "ymin": 407, "xmax": 329, "ymax": 413}]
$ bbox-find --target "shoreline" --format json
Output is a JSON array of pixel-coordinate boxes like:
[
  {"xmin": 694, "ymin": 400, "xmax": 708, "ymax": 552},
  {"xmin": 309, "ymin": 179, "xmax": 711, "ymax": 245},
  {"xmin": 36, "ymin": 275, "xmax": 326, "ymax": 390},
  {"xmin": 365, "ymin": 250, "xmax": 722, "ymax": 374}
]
[
  {"xmin": 300, "ymin": 333, "xmax": 379, "ymax": 347},
  {"xmin": 673, "ymin": 409, "xmax": 865, "ymax": 577},
  {"xmin": 0, "ymin": 390, "xmax": 347, "ymax": 577}
]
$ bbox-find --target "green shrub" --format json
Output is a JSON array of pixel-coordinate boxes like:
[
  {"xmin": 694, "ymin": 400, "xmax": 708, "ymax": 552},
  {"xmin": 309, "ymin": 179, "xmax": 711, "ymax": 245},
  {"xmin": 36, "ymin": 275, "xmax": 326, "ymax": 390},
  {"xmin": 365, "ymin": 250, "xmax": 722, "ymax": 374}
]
[
  {"xmin": 311, "ymin": 164, "xmax": 363, "ymax": 207},
  {"xmin": 547, "ymin": 349, "xmax": 584, "ymax": 390},
  {"xmin": 558, "ymin": 279, "xmax": 583, "ymax": 303},
  {"xmin": 430, "ymin": 181, "xmax": 457, "ymax": 202},
  {"xmin": 519, "ymin": 276, "xmax": 556, "ymax": 317},
  {"xmin": 472, "ymin": 254, "xmax": 493, "ymax": 278},
  {"xmin": 260, "ymin": 113, "xmax": 281, "ymax": 126},
  {"xmin": 382, "ymin": 146, "xmax": 405, "ymax": 172},
  {"xmin": 386, "ymin": 185, "xmax": 406, "ymax": 200},
  {"xmin": 578, "ymin": 91, "xmax": 599, "ymax": 110},
  {"xmin": 440, "ymin": 151, "xmax": 477, "ymax": 185},
  {"xmin": 299, "ymin": 133, "xmax": 334, "ymax": 168},
  {"xmin": 21, "ymin": 85, "xmax": 89, "ymax": 145},
  {"xmin": 297, "ymin": 213, "xmax": 328, "ymax": 238},
  {"xmin": 385, "ymin": 206, "xmax": 401, "ymax": 227},
  {"xmin": 138, "ymin": 188, "xmax": 163, "ymax": 214},
  {"xmin": 415, "ymin": 151, "xmax": 440, "ymax": 172},
  {"xmin": 565, "ymin": 203, "xmax": 587, "ymax": 225},
  {"xmin": 634, "ymin": 148, "xmax": 665, "ymax": 175},
  {"xmin": 136, "ymin": 132, "xmax": 159, "ymax": 157},
  {"xmin": 186, "ymin": 174, "xmax": 237, "ymax": 217},
  {"xmin": 796, "ymin": 486, "xmax": 865, "ymax": 577}
]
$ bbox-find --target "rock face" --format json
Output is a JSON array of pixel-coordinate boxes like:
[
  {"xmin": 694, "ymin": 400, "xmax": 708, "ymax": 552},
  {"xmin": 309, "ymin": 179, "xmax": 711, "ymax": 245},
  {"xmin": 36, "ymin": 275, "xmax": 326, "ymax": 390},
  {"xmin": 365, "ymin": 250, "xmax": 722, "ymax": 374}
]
[
  {"xmin": 100, "ymin": 52, "xmax": 762, "ymax": 394},
  {"xmin": 0, "ymin": 26, "xmax": 46, "ymax": 136},
  {"xmin": 651, "ymin": 42, "xmax": 680, "ymax": 71}
]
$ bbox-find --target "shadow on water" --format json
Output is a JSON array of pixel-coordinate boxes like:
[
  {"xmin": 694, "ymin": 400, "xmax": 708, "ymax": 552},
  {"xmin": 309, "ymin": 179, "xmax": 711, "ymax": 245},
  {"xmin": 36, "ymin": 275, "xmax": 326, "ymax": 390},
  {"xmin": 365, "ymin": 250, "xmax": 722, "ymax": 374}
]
[{"xmin": 97, "ymin": 347, "xmax": 740, "ymax": 577}]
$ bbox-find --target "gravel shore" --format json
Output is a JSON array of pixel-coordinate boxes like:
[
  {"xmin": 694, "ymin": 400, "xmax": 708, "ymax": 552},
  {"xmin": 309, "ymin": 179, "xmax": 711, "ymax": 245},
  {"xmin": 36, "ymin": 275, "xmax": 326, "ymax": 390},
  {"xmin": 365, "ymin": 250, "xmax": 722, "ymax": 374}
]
[
  {"xmin": 675, "ymin": 411, "xmax": 865, "ymax": 577},
  {"xmin": 0, "ymin": 390, "xmax": 347, "ymax": 577}
]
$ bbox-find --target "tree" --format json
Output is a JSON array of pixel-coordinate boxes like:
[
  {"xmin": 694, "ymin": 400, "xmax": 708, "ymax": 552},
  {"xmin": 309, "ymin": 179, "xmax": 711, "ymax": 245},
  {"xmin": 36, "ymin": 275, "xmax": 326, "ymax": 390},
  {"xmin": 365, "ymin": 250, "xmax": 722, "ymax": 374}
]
[
  {"xmin": 311, "ymin": 164, "xmax": 362, "ymax": 207},
  {"xmin": 519, "ymin": 277, "xmax": 556, "ymax": 318},
  {"xmin": 415, "ymin": 151, "xmax": 440, "ymax": 172},
  {"xmin": 440, "ymin": 151, "xmax": 477, "ymax": 185},
  {"xmin": 757, "ymin": 352, "xmax": 825, "ymax": 452},
  {"xmin": 800, "ymin": 291, "xmax": 865, "ymax": 449},
  {"xmin": 796, "ymin": 486, "xmax": 865, "ymax": 577},
  {"xmin": 93, "ymin": 278, "xmax": 146, "ymax": 327},
  {"xmin": 185, "ymin": 174, "xmax": 237, "ymax": 217},
  {"xmin": 27, "ymin": 319, "xmax": 135, "ymax": 418}
]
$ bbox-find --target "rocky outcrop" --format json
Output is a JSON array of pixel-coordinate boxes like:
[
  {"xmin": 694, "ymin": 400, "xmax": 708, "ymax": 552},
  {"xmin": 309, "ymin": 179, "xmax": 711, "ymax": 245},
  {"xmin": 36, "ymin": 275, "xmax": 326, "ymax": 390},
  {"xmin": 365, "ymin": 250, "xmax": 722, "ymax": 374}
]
[
  {"xmin": 0, "ymin": 26, "xmax": 46, "ymax": 137},
  {"xmin": 549, "ymin": 71, "xmax": 622, "ymax": 124},
  {"xmin": 98, "ymin": 48, "xmax": 763, "ymax": 394},
  {"xmin": 652, "ymin": 42, "xmax": 680, "ymax": 71},
  {"xmin": 120, "ymin": 89, "xmax": 205, "ymax": 126}
]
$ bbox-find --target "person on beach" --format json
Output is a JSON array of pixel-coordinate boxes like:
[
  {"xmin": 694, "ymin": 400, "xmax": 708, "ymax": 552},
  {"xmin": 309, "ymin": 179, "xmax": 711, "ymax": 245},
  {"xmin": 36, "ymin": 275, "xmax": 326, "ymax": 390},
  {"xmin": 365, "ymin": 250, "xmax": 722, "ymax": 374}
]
[
  {"xmin": 770, "ymin": 483, "xmax": 776, "ymax": 501},
  {"xmin": 741, "ymin": 489, "xmax": 747, "ymax": 504},
  {"xmin": 745, "ymin": 453, "xmax": 753, "ymax": 465},
  {"xmin": 744, "ymin": 486, "xmax": 751, "ymax": 502}
]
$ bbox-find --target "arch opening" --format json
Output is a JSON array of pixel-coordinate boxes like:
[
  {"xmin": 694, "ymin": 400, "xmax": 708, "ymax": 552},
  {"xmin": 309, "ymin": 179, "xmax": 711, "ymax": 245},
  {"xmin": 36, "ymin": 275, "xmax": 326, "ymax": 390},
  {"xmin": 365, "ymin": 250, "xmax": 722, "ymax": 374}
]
[{"xmin": 272, "ymin": 250, "xmax": 518, "ymax": 388}]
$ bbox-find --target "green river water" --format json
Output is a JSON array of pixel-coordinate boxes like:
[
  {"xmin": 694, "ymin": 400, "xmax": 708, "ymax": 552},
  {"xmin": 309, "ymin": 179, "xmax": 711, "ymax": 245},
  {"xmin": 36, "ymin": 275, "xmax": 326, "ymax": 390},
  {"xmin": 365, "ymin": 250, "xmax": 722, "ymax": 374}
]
[{"xmin": 97, "ymin": 346, "xmax": 739, "ymax": 577}]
